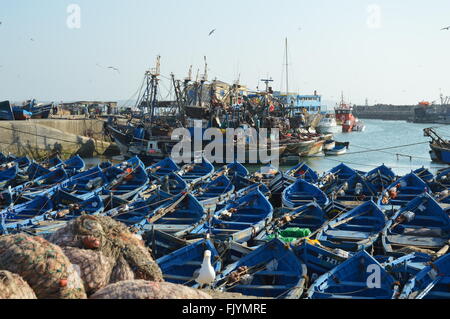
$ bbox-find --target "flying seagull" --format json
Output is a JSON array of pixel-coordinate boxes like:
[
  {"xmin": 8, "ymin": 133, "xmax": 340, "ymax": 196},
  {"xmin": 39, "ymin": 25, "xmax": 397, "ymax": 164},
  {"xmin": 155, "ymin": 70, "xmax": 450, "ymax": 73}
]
[
  {"xmin": 208, "ymin": 29, "xmax": 216, "ymax": 36},
  {"xmin": 107, "ymin": 66, "xmax": 120, "ymax": 74},
  {"xmin": 30, "ymin": 38, "xmax": 35, "ymax": 41},
  {"xmin": 441, "ymin": 26, "xmax": 450, "ymax": 30}
]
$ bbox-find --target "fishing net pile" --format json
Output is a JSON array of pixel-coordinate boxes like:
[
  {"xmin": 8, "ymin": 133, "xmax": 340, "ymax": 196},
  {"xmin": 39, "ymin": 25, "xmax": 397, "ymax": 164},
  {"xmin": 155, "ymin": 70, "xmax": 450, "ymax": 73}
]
[
  {"xmin": 0, "ymin": 270, "xmax": 37, "ymax": 299},
  {"xmin": 0, "ymin": 234, "xmax": 86, "ymax": 299},
  {"xmin": 48, "ymin": 215, "xmax": 163, "ymax": 295},
  {"xmin": 90, "ymin": 280, "xmax": 212, "ymax": 299}
]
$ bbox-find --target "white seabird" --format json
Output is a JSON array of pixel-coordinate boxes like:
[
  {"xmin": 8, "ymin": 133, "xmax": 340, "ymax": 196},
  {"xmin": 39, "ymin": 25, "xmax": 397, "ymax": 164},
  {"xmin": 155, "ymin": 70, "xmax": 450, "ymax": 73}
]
[{"xmin": 194, "ymin": 250, "xmax": 216, "ymax": 287}]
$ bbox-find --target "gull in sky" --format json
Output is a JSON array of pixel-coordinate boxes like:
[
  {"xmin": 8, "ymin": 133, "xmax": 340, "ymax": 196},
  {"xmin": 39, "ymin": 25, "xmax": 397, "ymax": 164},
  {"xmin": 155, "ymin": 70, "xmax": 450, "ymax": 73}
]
[
  {"xmin": 208, "ymin": 29, "xmax": 216, "ymax": 36},
  {"xmin": 107, "ymin": 66, "xmax": 120, "ymax": 74},
  {"xmin": 441, "ymin": 26, "xmax": 450, "ymax": 30}
]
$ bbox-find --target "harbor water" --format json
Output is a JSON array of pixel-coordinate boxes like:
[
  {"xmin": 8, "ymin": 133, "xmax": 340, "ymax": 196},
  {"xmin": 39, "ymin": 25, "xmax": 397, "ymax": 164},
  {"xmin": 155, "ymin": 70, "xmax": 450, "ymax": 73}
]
[
  {"xmin": 279, "ymin": 119, "xmax": 450, "ymax": 175},
  {"xmin": 85, "ymin": 119, "xmax": 450, "ymax": 175}
]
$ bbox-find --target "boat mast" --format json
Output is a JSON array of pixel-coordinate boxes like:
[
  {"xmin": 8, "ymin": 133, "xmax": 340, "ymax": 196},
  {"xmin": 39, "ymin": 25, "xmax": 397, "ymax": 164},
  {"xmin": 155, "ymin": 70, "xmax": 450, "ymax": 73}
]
[{"xmin": 285, "ymin": 37, "xmax": 289, "ymax": 99}]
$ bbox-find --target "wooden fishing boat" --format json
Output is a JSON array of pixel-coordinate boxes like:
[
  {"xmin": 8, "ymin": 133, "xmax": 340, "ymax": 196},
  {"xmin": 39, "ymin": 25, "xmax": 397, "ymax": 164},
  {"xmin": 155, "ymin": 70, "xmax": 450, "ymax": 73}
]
[
  {"xmin": 379, "ymin": 172, "xmax": 429, "ymax": 207},
  {"xmin": 190, "ymin": 189, "xmax": 273, "ymax": 243},
  {"xmin": 136, "ymin": 192, "xmax": 206, "ymax": 237},
  {"xmin": 61, "ymin": 155, "xmax": 86, "ymax": 175},
  {"xmin": 382, "ymin": 193, "xmax": 450, "ymax": 256},
  {"xmin": 284, "ymin": 162, "xmax": 319, "ymax": 184},
  {"xmin": 230, "ymin": 175, "xmax": 271, "ymax": 197},
  {"xmin": 306, "ymin": 250, "xmax": 399, "ymax": 299},
  {"xmin": 435, "ymin": 167, "xmax": 450, "ymax": 188},
  {"xmin": 2, "ymin": 192, "xmax": 104, "ymax": 235},
  {"xmin": 19, "ymin": 168, "xmax": 69, "ymax": 198},
  {"xmin": 327, "ymin": 173, "xmax": 378, "ymax": 204},
  {"xmin": 0, "ymin": 165, "xmax": 19, "ymax": 189},
  {"xmin": 293, "ymin": 241, "xmax": 351, "ymax": 284},
  {"xmin": 101, "ymin": 157, "xmax": 149, "ymax": 200},
  {"xmin": 0, "ymin": 195, "xmax": 54, "ymax": 234},
  {"xmin": 104, "ymin": 188, "xmax": 174, "ymax": 227},
  {"xmin": 146, "ymin": 157, "xmax": 180, "ymax": 177},
  {"xmin": 322, "ymin": 163, "xmax": 365, "ymax": 185},
  {"xmin": 192, "ymin": 175, "xmax": 235, "ymax": 213},
  {"xmin": 143, "ymin": 172, "xmax": 188, "ymax": 196},
  {"xmin": 7, "ymin": 156, "xmax": 31, "ymax": 172},
  {"xmin": 324, "ymin": 143, "xmax": 349, "ymax": 156},
  {"xmin": 365, "ymin": 164, "xmax": 396, "ymax": 192},
  {"xmin": 214, "ymin": 238, "xmax": 307, "ymax": 299},
  {"xmin": 177, "ymin": 157, "xmax": 214, "ymax": 186},
  {"xmin": 215, "ymin": 161, "xmax": 249, "ymax": 178},
  {"xmin": 282, "ymin": 179, "xmax": 329, "ymax": 210},
  {"xmin": 383, "ymin": 252, "xmax": 432, "ymax": 286},
  {"xmin": 254, "ymin": 202, "xmax": 328, "ymax": 244},
  {"xmin": 399, "ymin": 253, "xmax": 450, "ymax": 299},
  {"xmin": 315, "ymin": 201, "xmax": 386, "ymax": 252},
  {"xmin": 157, "ymin": 238, "xmax": 221, "ymax": 288},
  {"xmin": 413, "ymin": 167, "xmax": 434, "ymax": 185},
  {"xmin": 144, "ymin": 229, "xmax": 190, "ymax": 259}
]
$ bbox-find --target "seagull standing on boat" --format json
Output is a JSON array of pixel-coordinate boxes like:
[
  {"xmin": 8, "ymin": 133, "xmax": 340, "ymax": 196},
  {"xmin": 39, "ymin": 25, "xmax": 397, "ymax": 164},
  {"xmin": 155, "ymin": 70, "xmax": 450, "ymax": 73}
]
[{"xmin": 194, "ymin": 250, "xmax": 216, "ymax": 288}]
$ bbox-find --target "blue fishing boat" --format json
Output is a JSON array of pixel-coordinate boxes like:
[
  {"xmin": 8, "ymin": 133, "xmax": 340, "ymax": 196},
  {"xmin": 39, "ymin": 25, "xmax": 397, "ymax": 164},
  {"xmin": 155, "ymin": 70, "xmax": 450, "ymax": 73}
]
[
  {"xmin": 102, "ymin": 157, "xmax": 149, "ymax": 200},
  {"xmin": 214, "ymin": 238, "xmax": 307, "ymax": 299},
  {"xmin": 144, "ymin": 172, "xmax": 188, "ymax": 196},
  {"xmin": 306, "ymin": 250, "xmax": 399, "ymax": 299},
  {"xmin": 315, "ymin": 201, "xmax": 386, "ymax": 252},
  {"xmin": 324, "ymin": 144, "xmax": 348, "ymax": 156},
  {"xmin": 253, "ymin": 164, "xmax": 284, "ymax": 195},
  {"xmin": 436, "ymin": 167, "xmax": 450, "ymax": 188},
  {"xmin": 61, "ymin": 155, "xmax": 86, "ymax": 175},
  {"xmin": 190, "ymin": 189, "xmax": 273, "ymax": 243},
  {"xmin": 383, "ymin": 252, "xmax": 432, "ymax": 286},
  {"xmin": 58, "ymin": 165, "xmax": 107, "ymax": 197},
  {"xmin": 1, "ymin": 192, "xmax": 104, "ymax": 235},
  {"xmin": 365, "ymin": 164, "xmax": 396, "ymax": 192},
  {"xmin": 293, "ymin": 241, "xmax": 351, "ymax": 284},
  {"xmin": 0, "ymin": 165, "xmax": 19, "ymax": 189},
  {"xmin": 282, "ymin": 179, "xmax": 329, "ymax": 210},
  {"xmin": 0, "ymin": 195, "xmax": 54, "ymax": 234},
  {"xmin": 157, "ymin": 238, "xmax": 221, "ymax": 288},
  {"xmin": 146, "ymin": 157, "xmax": 180, "ymax": 177},
  {"xmin": 379, "ymin": 172, "xmax": 429, "ymax": 207},
  {"xmin": 382, "ymin": 193, "xmax": 450, "ymax": 256},
  {"xmin": 104, "ymin": 188, "xmax": 173, "ymax": 226},
  {"xmin": 193, "ymin": 175, "xmax": 235, "ymax": 213},
  {"xmin": 323, "ymin": 163, "xmax": 361, "ymax": 182},
  {"xmin": 177, "ymin": 157, "xmax": 214, "ymax": 185},
  {"xmin": 413, "ymin": 167, "xmax": 434, "ymax": 185},
  {"xmin": 136, "ymin": 192, "xmax": 206, "ymax": 236},
  {"xmin": 255, "ymin": 202, "xmax": 328, "ymax": 244},
  {"xmin": 328, "ymin": 173, "xmax": 378, "ymax": 203},
  {"xmin": 144, "ymin": 229, "xmax": 190, "ymax": 259},
  {"xmin": 284, "ymin": 162, "xmax": 319, "ymax": 184},
  {"xmin": 217, "ymin": 161, "xmax": 249, "ymax": 178},
  {"xmin": 230, "ymin": 174, "xmax": 271, "ymax": 197},
  {"xmin": 400, "ymin": 253, "xmax": 450, "ymax": 299},
  {"xmin": 19, "ymin": 168, "xmax": 69, "ymax": 197}
]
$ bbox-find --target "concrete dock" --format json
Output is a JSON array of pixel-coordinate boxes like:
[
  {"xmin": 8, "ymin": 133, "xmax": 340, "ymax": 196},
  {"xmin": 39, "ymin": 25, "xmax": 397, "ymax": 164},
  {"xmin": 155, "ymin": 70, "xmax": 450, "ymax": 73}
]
[{"xmin": 0, "ymin": 118, "xmax": 112, "ymax": 158}]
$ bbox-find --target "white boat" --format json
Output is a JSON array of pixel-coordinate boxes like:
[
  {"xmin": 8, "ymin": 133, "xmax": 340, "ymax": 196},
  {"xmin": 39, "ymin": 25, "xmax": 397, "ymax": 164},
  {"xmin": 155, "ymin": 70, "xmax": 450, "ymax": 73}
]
[{"xmin": 316, "ymin": 116, "xmax": 341, "ymax": 134}]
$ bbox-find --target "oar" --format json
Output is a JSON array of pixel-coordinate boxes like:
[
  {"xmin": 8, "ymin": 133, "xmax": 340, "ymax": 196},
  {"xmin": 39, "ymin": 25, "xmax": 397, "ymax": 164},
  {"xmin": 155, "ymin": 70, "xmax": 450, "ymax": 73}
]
[
  {"xmin": 146, "ymin": 192, "xmax": 189, "ymax": 224},
  {"xmin": 415, "ymin": 276, "xmax": 441, "ymax": 299}
]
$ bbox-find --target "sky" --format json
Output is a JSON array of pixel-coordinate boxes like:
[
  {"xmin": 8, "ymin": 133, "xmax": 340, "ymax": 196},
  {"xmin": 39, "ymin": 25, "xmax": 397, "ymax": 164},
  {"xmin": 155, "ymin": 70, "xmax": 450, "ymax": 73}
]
[{"xmin": 1, "ymin": 0, "xmax": 450, "ymax": 108}]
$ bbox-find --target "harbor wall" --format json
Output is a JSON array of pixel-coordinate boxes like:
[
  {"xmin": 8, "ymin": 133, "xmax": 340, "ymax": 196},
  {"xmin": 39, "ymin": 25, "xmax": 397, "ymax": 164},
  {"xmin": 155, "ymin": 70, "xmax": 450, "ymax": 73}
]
[
  {"xmin": 353, "ymin": 105, "xmax": 415, "ymax": 121},
  {"xmin": 0, "ymin": 119, "xmax": 111, "ymax": 158}
]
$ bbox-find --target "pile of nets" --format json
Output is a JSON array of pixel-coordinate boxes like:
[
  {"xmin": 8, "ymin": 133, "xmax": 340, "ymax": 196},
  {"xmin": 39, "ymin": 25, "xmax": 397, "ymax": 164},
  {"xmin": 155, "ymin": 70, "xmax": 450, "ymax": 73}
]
[
  {"xmin": 0, "ymin": 270, "xmax": 37, "ymax": 299},
  {"xmin": 90, "ymin": 280, "xmax": 212, "ymax": 299},
  {"xmin": 0, "ymin": 234, "xmax": 86, "ymax": 299},
  {"xmin": 48, "ymin": 215, "xmax": 163, "ymax": 295}
]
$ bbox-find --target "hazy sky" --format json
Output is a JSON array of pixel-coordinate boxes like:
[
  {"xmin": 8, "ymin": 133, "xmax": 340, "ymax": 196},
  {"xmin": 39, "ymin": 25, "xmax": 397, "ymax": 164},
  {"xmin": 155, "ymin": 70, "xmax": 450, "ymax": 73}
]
[{"xmin": 1, "ymin": 0, "xmax": 450, "ymax": 107}]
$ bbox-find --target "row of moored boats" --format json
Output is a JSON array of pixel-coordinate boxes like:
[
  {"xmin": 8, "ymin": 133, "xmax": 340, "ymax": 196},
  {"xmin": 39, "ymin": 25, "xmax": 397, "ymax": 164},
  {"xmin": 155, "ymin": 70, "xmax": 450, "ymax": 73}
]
[{"xmin": 1, "ymin": 153, "xmax": 450, "ymax": 299}]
